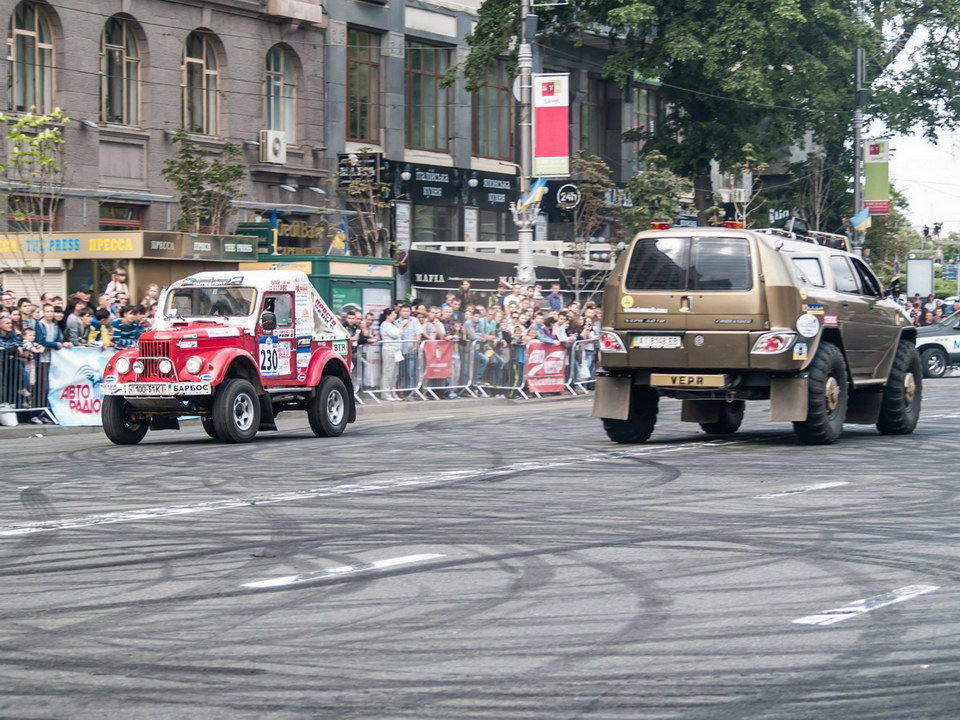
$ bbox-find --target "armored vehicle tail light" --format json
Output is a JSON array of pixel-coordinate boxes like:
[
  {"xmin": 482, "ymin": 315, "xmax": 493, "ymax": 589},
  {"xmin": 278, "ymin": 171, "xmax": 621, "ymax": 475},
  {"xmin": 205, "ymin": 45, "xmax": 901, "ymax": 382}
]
[
  {"xmin": 649, "ymin": 222, "xmax": 671, "ymax": 230},
  {"xmin": 751, "ymin": 332, "xmax": 796, "ymax": 354},
  {"xmin": 115, "ymin": 357, "xmax": 131, "ymax": 374},
  {"xmin": 132, "ymin": 359, "xmax": 145, "ymax": 374},
  {"xmin": 185, "ymin": 356, "xmax": 203, "ymax": 375},
  {"xmin": 599, "ymin": 331, "xmax": 627, "ymax": 353},
  {"xmin": 723, "ymin": 221, "xmax": 744, "ymax": 229}
]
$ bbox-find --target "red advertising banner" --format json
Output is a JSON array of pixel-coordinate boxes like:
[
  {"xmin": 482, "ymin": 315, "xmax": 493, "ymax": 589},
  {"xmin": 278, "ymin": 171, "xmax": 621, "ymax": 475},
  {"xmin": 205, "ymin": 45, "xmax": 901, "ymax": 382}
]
[
  {"xmin": 422, "ymin": 340, "xmax": 454, "ymax": 379},
  {"xmin": 533, "ymin": 74, "xmax": 570, "ymax": 177},
  {"xmin": 525, "ymin": 341, "xmax": 567, "ymax": 393}
]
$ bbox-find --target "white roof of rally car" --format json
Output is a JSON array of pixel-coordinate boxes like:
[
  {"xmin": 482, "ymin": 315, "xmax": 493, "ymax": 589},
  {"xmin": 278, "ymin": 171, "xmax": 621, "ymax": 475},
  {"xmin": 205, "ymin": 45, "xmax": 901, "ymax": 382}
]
[{"xmin": 171, "ymin": 269, "xmax": 312, "ymax": 290}]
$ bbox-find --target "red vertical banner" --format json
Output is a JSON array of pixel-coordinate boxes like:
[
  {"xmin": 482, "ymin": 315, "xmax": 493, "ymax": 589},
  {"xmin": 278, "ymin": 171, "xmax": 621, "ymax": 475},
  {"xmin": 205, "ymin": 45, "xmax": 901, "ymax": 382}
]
[
  {"xmin": 533, "ymin": 74, "xmax": 570, "ymax": 177},
  {"xmin": 525, "ymin": 341, "xmax": 567, "ymax": 393},
  {"xmin": 422, "ymin": 340, "xmax": 454, "ymax": 379}
]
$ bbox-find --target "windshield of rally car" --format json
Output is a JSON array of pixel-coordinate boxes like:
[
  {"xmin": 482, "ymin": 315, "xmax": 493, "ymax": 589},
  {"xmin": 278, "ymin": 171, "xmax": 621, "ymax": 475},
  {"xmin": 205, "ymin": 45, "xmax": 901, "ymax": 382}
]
[{"xmin": 165, "ymin": 286, "xmax": 257, "ymax": 318}]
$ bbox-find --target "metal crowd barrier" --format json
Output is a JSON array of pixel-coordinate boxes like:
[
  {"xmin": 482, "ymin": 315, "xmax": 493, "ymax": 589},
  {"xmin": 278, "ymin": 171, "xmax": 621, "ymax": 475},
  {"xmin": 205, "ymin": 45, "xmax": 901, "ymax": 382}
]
[
  {"xmin": 0, "ymin": 349, "xmax": 56, "ymax": 424},
  {"xmin": 567, "ymin": 338, "xmax": 598, "ymax": 394}
]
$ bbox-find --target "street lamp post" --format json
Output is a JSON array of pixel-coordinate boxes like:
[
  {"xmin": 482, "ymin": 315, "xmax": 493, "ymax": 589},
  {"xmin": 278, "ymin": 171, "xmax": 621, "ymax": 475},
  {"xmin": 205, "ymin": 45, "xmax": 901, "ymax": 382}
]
[{"xmin": 514, "ymin": 0, "xmax": 537, "ymax": 287}]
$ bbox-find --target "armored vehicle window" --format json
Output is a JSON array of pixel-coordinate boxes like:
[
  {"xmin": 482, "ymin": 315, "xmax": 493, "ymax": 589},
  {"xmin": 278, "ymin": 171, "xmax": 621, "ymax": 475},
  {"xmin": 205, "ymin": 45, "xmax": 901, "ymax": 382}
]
[
  {"xmin": 625, "ymin": 237, "xmax": 688, "ymax": 290},
  {"xmin": 791, "ymin": 258, "xmax": 825, "ymax": 287},
  {"xmin": 829, "ymin": 256, "xmax": 859, "ymax": 294},
  {"xmin": 850, "ymin": 257, "xmax": 882, "ymax": 297},
  {"xmin": 689, "ymin": 237, "xmax": 752, "ymax": 290}
]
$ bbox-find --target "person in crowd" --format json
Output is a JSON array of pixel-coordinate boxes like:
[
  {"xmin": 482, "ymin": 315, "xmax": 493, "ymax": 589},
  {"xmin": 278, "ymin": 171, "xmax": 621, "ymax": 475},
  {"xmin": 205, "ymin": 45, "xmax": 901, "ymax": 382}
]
[
  {"xmin": 0, "ymin": 314, "xmax": 25, "ymax": 407},
  {"xmin": 363, "ymin": 311, "xmax": 380, "ymax": 340},
  {"xmin": 933, "ymin": 306, "xmax": 945, "ymax": 324},
  {"xmin": 111, "ymin": 305, "xmax": 144, "ymax": 348},
  {"xmin": 34, "ymin": 303, "xmax": 72, "ymax": 421},
  {"xmin": 89, "ymin": 309, "xmax": 114, "ymax": 347},
  {"xmin": 17, "ymin": 299, "xmax": 36, "ymax": 331},
  {"xmin": 109, "ymin": 291, "xmax": 130, "ymax": 317},
  {"xmin": 546, "ymin": 283, "xmax": 564, "ymax": 311},
  {"xmin": 448, "ymin": 297, "xmax": 464, "ymax": 323},
  {"xmin": 455, "ymin": 279, "xmax": 475, "ymax": 307},
  {"xmin": 104, "ymin": 268, "xmax": 129, "ymax": 298},
  {"xmin": 66, "ymin": 308, "xmax": 95, "ymax": 345},
  {"xmin": 920, "ymin": 309, "xmax": 935, "ymax": 327},
  {"xmin": 141, "ymin": 283, "xmax": 161, "ymax": 307},
  {"xmin": 396, "ymin": 304, "xmax": 422, "ymax": 394},
  {"xmin": 538, "ymin": 316, "xmax": 562, "ymax": 345},
  {"xmin": 923, "ymin": 294, "xmax": 938, "ymax": 313},
  {"xmin": 377, "ymin": 307, "xmax": 401, "ymax": 401},
  {"xmin": 63, "ymin": 297, "xmax": 87, "ymax": 340},
  {"xmin": 492, "ymin": 282, "xmax": 510, "ymax": 308}
]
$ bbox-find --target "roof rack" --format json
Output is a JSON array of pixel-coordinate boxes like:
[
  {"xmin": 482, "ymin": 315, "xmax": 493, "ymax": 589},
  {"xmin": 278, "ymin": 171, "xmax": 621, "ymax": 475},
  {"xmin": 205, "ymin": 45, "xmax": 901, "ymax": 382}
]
[{"xmin": 756, "ymin": 227, "xmax": 852, "ymax": 253}]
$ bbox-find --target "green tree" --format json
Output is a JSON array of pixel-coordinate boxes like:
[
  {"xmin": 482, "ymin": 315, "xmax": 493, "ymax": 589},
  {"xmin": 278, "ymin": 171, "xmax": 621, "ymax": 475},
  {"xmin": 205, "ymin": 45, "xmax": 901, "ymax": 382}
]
[
  {"xmin": 161, "ymin": 131, "xmax": 246, "ymax": 233},
  {"xmin": 623, "ymin": 150, "xmax": 692, "ymax": 232},
  {"xmin": 337, "ymin": 151, "xmax": 391, "ymax": 257},
  {"xmin": 0, "ymin": 108, "xmax": 69, "ymax": 297}
]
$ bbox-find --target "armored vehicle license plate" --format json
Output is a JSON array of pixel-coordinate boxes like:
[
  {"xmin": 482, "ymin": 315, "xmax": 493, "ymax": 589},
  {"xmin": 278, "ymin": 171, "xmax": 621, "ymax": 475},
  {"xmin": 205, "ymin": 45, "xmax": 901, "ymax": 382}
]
[
  {"xmin": 631, "ymin": 335, "xmax": 682, "ymax": 349},
  {"xmin": 650, "ymin": 373, "xmax": 727, "ymax": 388}
]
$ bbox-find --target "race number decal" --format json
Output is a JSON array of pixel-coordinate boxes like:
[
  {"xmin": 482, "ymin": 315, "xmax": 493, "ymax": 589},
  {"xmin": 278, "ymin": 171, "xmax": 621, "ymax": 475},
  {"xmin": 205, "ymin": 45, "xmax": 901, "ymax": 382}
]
[{"xmin": 259, "ymin": 337, "xmax": 292, "ymax": 376}]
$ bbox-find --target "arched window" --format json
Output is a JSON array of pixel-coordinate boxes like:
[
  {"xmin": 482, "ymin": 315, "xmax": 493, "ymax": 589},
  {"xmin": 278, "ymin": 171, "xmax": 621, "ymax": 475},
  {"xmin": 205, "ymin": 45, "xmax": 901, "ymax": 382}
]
[
  {"xmin": 100, "ymin": 16, "xmax": 140, "ymax": 125},
  {"xmin": 182, "ymin": 31, "xmax": 218, "ymax": 135},
  {"xmin": 265, "ymin": 45, "xmax": 297, "ymax": 141},
  {"xmin": 7, "ymin": 1, "xmax": 54, "ymax": 113}
]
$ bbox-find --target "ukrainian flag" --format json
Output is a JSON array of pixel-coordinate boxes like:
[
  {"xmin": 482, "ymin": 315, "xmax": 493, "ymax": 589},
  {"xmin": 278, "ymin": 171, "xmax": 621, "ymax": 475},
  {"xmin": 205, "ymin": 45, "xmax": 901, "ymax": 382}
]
[
  {"xmin": 849, "ymin": 207, "xmax": 872, "ymax": 232},
  {"xmin": 516, "ymin": 177, "xmax": 548, "ymax": 213}
]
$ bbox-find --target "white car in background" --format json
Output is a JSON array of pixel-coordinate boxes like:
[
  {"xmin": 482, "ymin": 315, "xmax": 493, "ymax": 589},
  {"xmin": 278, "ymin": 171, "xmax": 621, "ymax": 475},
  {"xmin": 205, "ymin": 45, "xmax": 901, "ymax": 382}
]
[{"xmin": 916, "ymin": 310, "xmax": 960, "ymax": 377}]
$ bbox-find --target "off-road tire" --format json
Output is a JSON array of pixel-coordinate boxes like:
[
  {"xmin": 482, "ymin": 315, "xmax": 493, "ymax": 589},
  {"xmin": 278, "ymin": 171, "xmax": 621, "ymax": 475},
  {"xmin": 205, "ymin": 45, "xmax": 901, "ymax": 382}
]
[
  {"xmin": 699, "ymin": 400, "xmax": 745, "ymax": 435},
  {"xmin": 877, "ymin": 340, "xmax": 922, "ymax": 435},
  {"xmin": 793, "ymin": 341, "xmax": 848, "ymax": 445},
  {"xmin": 920, "ymin": 347, "xmax": 948, "ymax": 379},
  {"xmin": 602, "ymin": 386, "xmax": 659, "ymax": 444},
  {"xmin": 200, "ymin": 416, "xmax": 219, "ymax": 439},
  {"xmin": 212, "ymin": 378, "xmax": 260, "ymax": 443},
  {"xmin": 308, "ymin": 376, "xmax": 349, "ymax": 438},
  {"xmin": 102, "ymin": 396, "xmax": 148, "ymax": 445}
]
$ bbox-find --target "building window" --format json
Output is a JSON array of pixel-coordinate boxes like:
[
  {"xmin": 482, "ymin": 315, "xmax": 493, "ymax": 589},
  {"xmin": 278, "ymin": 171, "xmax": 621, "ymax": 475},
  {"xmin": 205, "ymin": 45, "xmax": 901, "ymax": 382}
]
[
  {"xmin": 265, "ymin": 45, "xmax": 297, "ymax": 141},
  {"xmin": 99, "ymin": 204, "xmax": 143, "ymax": 230},
  {"xmin": 632, "ymin": 85, "xmax": 658, "ymax": 161},
  {"xmin": 478, "ymin": 209, "xmax": 515, "ymax": 244},
  {"xmin": 182, "ymin": 31, "xmax": 219, "ymax": 135},
  {"xmin": 347, "ymin": 28, "xmax": 380, "ymax": 143},
  {"xmin": 406, "ymin": 42, "xmax": 449, "ymax": 152},
  {"xmin": 100, "ymin": 17, "xmax": 140, "ymax": 126},
  {"xmin": 413, "ymin": 205, "xmax": 454, "ymax": 246},
  {"xmin": 7, "ymin": 1, "xmax": 55, "ymax": 113},
  {"xmin": 580, "ymin": 78, "xmax": 606, "ymax": 158},
  {"xmin": 472, "ymin": 61, "xmax": 512, "ymax": 161},
  {"xmin": 6, "ymin": 195, "xmax": 56, "ymax": 232}
]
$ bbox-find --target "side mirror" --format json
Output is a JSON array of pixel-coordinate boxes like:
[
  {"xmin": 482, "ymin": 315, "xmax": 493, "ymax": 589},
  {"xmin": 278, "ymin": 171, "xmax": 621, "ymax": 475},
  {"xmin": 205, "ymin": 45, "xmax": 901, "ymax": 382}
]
[{"xmin": 260, "ymin": 311, "xmax": 277, "ymax": 332}]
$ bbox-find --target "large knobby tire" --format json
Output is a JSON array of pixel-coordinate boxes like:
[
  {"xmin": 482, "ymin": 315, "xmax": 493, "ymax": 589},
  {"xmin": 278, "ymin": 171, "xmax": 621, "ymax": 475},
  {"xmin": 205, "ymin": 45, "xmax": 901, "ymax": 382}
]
[
  {"xmin": 102, "ymin": 396, "xmax": 149, "ymax": 445},
  {"xmin": 602, "ymin": 386, "xmax": 659, "ymax": 444},
  {"xmin": 920, "ymin": 347, "xmax": 947, "ymax": 378},
  {"xmin": 308, "ymin": 376, "xmax": 349, "ymax": 438},
  {"xmin": 877, "ymin": 340, "xmax": 922, "ymax": 435},
  {"xmin": 793, "ymin": 341, "xmax": 848, "ymax": 445},
  {"xmin": 212, "ymin": 378, "xmax": 260, "ymax": 443},
  {"xmin": 200, "ymin": 416, "xmax": 219, "ymax": 439},
  {"xmin": 699, "ymin": 400, "xmax": 745, "ymax": 435}
]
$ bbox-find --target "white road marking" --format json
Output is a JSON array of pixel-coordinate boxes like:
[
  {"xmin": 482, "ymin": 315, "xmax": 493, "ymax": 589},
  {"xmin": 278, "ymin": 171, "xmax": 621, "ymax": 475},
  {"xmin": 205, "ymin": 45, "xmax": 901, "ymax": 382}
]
[
  {"xmin": 0, "ymin": 437, "xmax": 743, "ymax": 537},
  {"xmin": 793, "ymin": 585, "xmax": 939, "ymax": 626},
  {"xmin": 243, "ymin": 553, "xmax": 445, "ymax": 589},
  {"xmin": 753, "ymin": 481, "xmax": 849, "ymax": 499}
]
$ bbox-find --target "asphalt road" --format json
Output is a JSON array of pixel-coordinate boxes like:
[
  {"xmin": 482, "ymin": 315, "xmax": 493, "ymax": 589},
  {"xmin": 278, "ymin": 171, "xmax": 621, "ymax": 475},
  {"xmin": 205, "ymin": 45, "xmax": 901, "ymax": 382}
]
[{"xmin": 2, "ymin": 382, "xmax": 960, "ymax": 719}]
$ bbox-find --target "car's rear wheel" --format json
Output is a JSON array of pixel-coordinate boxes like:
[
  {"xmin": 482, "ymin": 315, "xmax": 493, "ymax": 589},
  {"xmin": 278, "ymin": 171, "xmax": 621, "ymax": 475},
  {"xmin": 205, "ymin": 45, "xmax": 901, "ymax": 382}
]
[
  {"xmin": 877, "ymin": 339, "xmax": 922, "ymax": 435},
  {"xmin": 102, "ymin": 396, "xmax": 148, "ymax": 445},
  {"xmin": 602, "ymin": 386, "xmax": 659, "ymax": 443},
  {"xmin": 793, "ymin": 341, "xmax": 848, "ymax": 445},
  {"xmin": 699, "ymin": 400, "xmax": 745, "ymax": 435},
  {"xmin": 308, "ymin": 376, "xmax": 349, "ymax": 437},
  {"xmin": 212, "ymin": 378, "xmax": 260, "ymax": 443},
  {"xmin": 920, "ymin": 347, "xmax": 948, "ymax": 378}
]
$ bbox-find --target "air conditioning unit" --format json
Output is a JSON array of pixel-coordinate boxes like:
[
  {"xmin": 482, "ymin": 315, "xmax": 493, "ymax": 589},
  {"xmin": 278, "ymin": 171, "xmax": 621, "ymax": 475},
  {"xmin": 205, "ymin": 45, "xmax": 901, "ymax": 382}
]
[{"xmin": 259, "ymin": 130, "xmax": 287, "ymax": 164}]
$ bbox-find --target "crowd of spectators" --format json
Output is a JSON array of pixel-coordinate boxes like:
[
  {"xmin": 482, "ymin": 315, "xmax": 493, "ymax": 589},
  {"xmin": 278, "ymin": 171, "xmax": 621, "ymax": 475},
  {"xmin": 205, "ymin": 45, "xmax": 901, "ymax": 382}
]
[
  {"xmin": 900, "ymin": 293, "xmax": 960, "ymax": 327},
  {"xmin": 0, "ymin": 267, "xmax": 160, "ymax": 422},
  {"xmin": 344, "ymin": 280, "xmax": 600, "ymax": 400}
]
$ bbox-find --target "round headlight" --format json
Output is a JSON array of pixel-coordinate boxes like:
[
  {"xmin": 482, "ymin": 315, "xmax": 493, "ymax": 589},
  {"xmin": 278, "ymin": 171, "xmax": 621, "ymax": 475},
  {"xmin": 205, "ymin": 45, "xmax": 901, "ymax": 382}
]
[
  {"xmin": 132, "ymin": 359, "xmax": 145, "ymax": 375},
  {"xmin": 185, "ymin": 356, "xmax": 203, "ymax": 375},
  {"xmin": 158, "ymin": 358, "xmax": 173, "ymax": 375},
  {"xmin": 116, "ymin": 357, "xmax": 131, "ymax": 374}
]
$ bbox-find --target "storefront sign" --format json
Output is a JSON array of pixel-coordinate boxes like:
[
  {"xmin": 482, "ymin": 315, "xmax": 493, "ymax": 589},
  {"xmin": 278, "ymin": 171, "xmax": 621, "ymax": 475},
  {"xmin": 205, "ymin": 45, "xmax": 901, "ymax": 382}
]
[
  {"xmin": 277, "ymin": 219, "xmax": 323, "ymax": 240},
  {"xmin": 338, "ymin": 152, "xmax": 382, "ymax": 187},
  {"xmin": 329, "ymin": 261, "xmax": 394, "ymax": 278},
  {"xmin": 141, "ymin": 233, "xmax": 257, "ymax": 262},
  {"xmin": 0, "ymin": 232, "xmax": 142, "ymax": 259},
  {"xmin": 395, "ymin": 201, "xmax": 412, "ymax": 252},
  {"xmin": 405, "ymin": 164, "xmax": 458, "ymax": 205},
  {"xmin": 533, "ymin": 73, "xmax": 570, "ymax": 177},
  {"xmin": 473, "ymin": 173, "xmax": 518, "ymax": 209}
]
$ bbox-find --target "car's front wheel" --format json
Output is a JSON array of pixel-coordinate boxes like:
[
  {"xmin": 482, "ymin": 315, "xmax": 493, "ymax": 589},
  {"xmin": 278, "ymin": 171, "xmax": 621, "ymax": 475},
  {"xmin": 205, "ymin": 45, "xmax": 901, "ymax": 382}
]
[
  {"xmin": 920, "ymin": 347, "xmax": 948, "ymax": 378},
  {"xmin": 308, "ymin": 376, "xmax": 349, "ymax": 437},
  {"xmin": 877, "ymin": 339, "xmax": 922, "ymax": 435},
  {"xmin": 212, "ymin": 378, "xmax": 260, "ymax": 443},
  {"xmin": 102, "ymin": 396, "xmax": 149, "ymax": 445},
  {"xmin": 793, "ymin": 341, "xmax": 848, "ymax": 445}
]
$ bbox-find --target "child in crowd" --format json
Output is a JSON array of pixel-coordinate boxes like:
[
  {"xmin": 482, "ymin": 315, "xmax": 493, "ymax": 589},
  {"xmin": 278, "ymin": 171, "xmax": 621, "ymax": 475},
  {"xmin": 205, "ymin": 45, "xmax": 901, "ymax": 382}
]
[{"xmin": 111, "ymin": 305, "xmax": 145, "ymax": 348}]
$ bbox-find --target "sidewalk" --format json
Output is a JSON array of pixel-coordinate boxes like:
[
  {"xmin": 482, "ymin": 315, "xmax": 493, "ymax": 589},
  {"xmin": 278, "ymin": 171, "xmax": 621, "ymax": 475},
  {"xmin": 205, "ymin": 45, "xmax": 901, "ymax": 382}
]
[{"xmin": 0, "ymin": 393, "xmax": 591, "ymax": 440}]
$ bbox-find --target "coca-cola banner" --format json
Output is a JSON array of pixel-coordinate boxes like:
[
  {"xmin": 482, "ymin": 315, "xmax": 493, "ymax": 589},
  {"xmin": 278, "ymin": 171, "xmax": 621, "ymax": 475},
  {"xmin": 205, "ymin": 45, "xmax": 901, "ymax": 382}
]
[
  {"xmin": 525, "ymin": 341, "xmax": 567, "ymax": 394},
  {"xmin": 422, "ymin": 340, "xmax": 454, "ymax": 379}
]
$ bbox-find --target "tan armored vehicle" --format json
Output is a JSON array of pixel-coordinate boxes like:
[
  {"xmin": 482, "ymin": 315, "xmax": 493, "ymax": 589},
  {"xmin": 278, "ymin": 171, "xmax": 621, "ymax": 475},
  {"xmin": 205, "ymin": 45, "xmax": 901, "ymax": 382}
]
[{"xmin": 592, "ymin": 225, "xmax": 921, "ymax": 445}]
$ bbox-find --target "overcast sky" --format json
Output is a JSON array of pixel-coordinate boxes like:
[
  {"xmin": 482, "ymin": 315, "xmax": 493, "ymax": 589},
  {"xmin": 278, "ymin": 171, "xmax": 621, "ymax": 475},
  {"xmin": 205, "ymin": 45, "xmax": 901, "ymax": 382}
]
[{"xmin": 889, "ymin": 132, "xmax": 960, "ymax": 236}]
